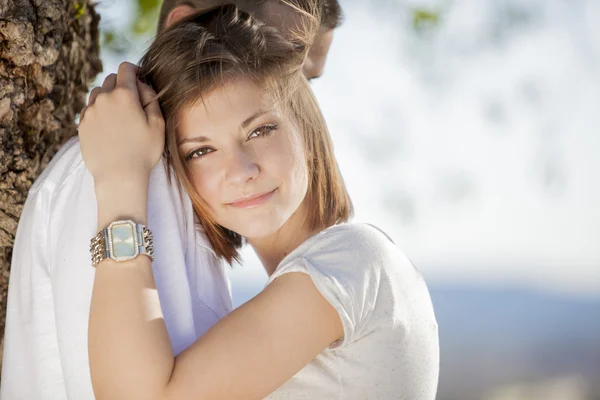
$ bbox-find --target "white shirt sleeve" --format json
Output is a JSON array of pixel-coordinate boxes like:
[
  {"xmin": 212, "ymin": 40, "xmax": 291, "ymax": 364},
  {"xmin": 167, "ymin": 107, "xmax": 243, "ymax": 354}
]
[
  {"xmin": 1, "ymin": 183, "xmax": 69, "ymax": 400},
  {"xmin": 265, "ymin": 224, "xmax": 397, "ymax": 348},
  {"xmin": 47, "ymin": 169, "xmax": 98, "ymax": 399},
  {"xmin": 263, "ymin": 223, "xmax": 439, "ymax": 400}
]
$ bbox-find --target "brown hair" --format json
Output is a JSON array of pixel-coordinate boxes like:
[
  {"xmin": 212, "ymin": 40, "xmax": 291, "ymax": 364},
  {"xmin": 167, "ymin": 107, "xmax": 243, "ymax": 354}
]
[
  {"xmin": 139, "ymin": 3, "xmax": 352, "ymax": 263},
  {"xmin": 157, "ymin": 0, "xmax": 343, "ymax": 33},
  {"xmin": 309, "ymin": 0, "xmax": 343, "ymax": 29}
]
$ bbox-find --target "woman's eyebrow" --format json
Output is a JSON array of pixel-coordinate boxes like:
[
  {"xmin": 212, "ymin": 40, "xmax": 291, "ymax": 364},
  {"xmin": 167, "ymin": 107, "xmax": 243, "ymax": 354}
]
[
  {"xmin": 178, "ymin": 135, "xmax": 210, "ymax": 146},
  {"xmin": 241, "ymin": 109, "xmax": 269, "ymax": 129}
]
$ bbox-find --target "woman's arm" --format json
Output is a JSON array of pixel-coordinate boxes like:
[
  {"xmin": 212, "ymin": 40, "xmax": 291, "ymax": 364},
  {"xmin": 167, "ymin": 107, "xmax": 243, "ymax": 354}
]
[
  {"xmin": 90, "ymin": 229, "xmax": 342, "ymax": 399},
  {"xmin": 82, "ymin": 63, "xmax": 343, "ymax": 400}
]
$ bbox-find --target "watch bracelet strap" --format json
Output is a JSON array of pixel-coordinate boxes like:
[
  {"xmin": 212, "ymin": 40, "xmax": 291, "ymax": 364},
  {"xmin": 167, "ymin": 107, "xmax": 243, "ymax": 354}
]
[
  {"xmin": 139, "ymin": 225, "xmax": 155, "ymax": 261},
  {"xmin": 90, "ymin": 229, "xmax": 109, "ymax": 268},
  {"xmin": 90, "ymin": 223, "xmax": 155, "ymax": 268}
]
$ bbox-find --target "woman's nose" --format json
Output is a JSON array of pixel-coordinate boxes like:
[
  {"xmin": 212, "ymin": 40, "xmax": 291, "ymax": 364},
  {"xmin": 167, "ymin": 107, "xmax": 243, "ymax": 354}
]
[{"xmin": 225, "ymin": 147, "xmax": 259, "ymax": 186}]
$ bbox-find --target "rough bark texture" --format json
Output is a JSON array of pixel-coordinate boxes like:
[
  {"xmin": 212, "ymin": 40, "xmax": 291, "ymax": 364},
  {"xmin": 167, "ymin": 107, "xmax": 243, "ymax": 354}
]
[{"xmin": 0, "ymin": 0, "xmax": 102, "ymax": 373}]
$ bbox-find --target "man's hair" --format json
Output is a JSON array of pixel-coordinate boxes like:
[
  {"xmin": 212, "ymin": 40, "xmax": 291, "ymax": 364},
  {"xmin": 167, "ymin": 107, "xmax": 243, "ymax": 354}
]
[
  {"xmin": 314, "ymin": 0, "xmax": 342, "ymax": 29},
  {"xmin": 140, "ymin": 4, "xmax": 352, "ymax": 263},
  {"xmin": 157, "ymin": 0, "xmax": 343, "ymax": 33}
]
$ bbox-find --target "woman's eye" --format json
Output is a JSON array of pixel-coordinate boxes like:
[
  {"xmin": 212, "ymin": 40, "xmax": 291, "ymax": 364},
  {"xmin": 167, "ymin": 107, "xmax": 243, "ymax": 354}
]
[
  {"xmin": 248, "ymin": 124, "xmax": 278, "ymax": 140},
  {"xmin": 185, "ymin": 147, "xmax": 214, "ymax": 161}
]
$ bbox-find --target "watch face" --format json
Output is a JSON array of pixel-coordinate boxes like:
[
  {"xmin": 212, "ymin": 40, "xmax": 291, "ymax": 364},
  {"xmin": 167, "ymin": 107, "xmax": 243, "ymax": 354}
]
[{"xmin": 108, "ymin": 221, "xmax": 139, "ymax": 260}]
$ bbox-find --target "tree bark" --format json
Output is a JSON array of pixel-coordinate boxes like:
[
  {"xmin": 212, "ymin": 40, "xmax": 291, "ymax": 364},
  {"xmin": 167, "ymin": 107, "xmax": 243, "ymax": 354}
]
[{"xmin": 0, "ymin": 0, "xmax": 102, "ymax": 373}]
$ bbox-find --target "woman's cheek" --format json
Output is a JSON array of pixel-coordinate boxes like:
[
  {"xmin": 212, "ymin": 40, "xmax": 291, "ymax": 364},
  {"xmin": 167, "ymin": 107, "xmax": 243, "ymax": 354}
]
[
  {"xmin": 264, "ymin": 134, "xmax": 299, "ymax": 175},
  {"xmin": 190, "ymin": 164, "xmax": 223, "ymax": 212}
]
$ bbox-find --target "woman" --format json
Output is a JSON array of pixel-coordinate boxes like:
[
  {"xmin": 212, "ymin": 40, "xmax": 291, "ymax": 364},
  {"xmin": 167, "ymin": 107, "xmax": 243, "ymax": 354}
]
[{"xmin": 78, "ymin": 3, "xmax": 439, "ymax": 399}]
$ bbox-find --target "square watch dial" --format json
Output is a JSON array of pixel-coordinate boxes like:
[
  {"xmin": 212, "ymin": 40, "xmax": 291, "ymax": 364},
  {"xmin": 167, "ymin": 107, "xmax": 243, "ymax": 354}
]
[{"xmin": 110, "ymin": 222, "xmax": 137, "ymax": 259}]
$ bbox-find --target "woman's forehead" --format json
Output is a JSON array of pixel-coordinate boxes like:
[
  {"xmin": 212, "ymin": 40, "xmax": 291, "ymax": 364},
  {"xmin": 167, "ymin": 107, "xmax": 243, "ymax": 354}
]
[{"xmin": 175, "ymin": 81, "xmax": 283, "ymax": 135}]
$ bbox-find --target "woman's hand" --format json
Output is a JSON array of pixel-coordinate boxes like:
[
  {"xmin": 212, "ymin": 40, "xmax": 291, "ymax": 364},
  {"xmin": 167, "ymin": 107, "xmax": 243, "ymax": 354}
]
[{"xmin": 79, "ymin": 62, "xmax": 165, "ymax": 186}]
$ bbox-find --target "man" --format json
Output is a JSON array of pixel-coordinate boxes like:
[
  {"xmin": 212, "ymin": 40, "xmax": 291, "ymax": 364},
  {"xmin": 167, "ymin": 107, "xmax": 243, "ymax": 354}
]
[
  {"xmin": 0, "ymin": 1, "xmax": 342, "ymax": 399},
  {"xmin": 160, "ymin": 0, "xmax": 343, "ymax": 79}
]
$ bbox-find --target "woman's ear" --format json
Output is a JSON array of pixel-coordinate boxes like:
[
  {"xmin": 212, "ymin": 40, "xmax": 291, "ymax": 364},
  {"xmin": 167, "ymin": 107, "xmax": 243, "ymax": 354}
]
[{"xmin": 165, "ymin": 4, "xmax": 197, "ymax": 29}]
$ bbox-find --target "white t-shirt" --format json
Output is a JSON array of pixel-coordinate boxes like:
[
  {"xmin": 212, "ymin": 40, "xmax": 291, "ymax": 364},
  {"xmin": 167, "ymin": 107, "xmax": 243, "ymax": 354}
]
[
  {"xmin": 264, "ymin": 223, "xmax": 439, "ymax": 400},
  {"xmin": 1, "ymin": 137, "xmax": 232, "ymax": 400}
]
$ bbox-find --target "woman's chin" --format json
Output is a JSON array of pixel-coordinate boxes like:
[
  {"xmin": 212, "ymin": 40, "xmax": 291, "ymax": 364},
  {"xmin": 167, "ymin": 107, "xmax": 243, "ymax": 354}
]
[{"xmin": 223, "ymin": 219, "xmax": 286, "ymax": 242}]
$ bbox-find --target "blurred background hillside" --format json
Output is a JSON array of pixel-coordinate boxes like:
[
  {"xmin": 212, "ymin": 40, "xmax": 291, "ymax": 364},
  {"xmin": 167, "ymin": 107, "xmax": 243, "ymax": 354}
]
[{"xmin": 96, "ymin": 1, "xmax": 600, "ymax": 399}]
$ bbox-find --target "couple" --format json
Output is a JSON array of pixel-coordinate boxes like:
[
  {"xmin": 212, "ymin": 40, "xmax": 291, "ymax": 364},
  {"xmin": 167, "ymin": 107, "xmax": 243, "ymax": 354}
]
[{"xmin": 2, "ymin": 1, "xmax": 439, "ymax": 399}]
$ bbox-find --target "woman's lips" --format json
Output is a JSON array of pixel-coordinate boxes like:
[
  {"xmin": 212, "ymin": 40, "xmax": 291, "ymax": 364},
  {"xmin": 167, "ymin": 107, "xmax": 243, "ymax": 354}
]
[{"xmin": 228, "ymin": 189, "xmax": 276, "ymax": 209}]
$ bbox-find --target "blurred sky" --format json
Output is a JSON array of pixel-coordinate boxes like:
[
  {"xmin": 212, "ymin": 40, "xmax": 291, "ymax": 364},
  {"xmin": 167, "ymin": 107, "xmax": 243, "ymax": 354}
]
[{"xmin": 96, "ymin": 0, "xmax": 600, "ymax": 306}]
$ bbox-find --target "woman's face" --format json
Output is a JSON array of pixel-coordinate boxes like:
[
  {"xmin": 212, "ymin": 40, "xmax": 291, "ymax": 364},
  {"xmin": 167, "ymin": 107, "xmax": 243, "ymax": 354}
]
[{"xmin": 177, "ymin": 80, "xmax": 309, "ymax": 240}]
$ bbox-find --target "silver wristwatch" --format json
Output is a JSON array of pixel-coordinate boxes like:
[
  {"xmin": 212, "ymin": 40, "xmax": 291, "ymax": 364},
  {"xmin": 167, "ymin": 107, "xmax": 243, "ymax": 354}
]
[{"xmin": 90, "ymin": 220, "xmax": 155, "ymax": 267}]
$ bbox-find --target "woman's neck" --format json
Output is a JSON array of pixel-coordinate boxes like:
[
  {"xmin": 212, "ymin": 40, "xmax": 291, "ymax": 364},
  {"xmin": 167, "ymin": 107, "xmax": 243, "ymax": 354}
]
[{"xmin": 248, "ymin": 201, "xmax": 323, "ymax": 276}]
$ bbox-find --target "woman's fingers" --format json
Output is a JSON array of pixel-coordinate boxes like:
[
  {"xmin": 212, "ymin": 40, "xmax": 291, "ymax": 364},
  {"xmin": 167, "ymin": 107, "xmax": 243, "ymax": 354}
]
[
  {"xmin": 137, "ymin": 79, "xmax": 163, "ymax": 125},
  {"xmin": 101, "ymin": 73, "xmax": 117, "ymax": 93},
  {"xmin": 116, "ymin": 62, "xmax": 139, "ymax": 91},
  {"xmin": 79, "ymin": 106, "xmax": 88, "ymax": 122},
  {"xmin": 78, "ymin": 62, "xmax": 165, "ymax": 182},
  {"xmin": 80, "ymin": 86, "xmax": 100, "ymax": 121},
  {"xmin": 88, "ymin": 87, "xmax": 102, "ymax": 106}
]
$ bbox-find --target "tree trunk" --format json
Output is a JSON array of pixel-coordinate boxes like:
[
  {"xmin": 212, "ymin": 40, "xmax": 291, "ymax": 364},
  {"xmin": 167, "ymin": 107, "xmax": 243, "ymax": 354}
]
[{"xmin": 0, "ymin": 0, "xmax": 102, "ymax": 373}]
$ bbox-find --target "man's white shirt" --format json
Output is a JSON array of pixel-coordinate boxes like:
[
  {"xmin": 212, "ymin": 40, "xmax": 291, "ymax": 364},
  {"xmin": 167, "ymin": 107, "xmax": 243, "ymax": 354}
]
[{"xmin": 1, "ymin": 136, "xmax": 232, "ymax": 399}]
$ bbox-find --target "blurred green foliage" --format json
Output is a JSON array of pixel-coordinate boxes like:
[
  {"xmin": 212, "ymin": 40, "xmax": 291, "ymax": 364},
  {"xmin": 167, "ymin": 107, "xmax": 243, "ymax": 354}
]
[
  {"xmin": 134, "ymin": 0, "xmax": 162, "ymax": 35},
  {"xmin": 101, "ymin": 0, "xmax": 162, "ymax": 54},
  {"xmin": 74, "ymin": 2, "xmax": 86, "ymax": 19},
  {"xmin": 412, "ymin": 8, "xmax": 441, "ymax": 34}
]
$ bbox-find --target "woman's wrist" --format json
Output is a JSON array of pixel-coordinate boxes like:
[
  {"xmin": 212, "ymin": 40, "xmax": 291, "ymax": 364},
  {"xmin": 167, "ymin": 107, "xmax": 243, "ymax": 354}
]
[{"xmin": 94, "ymin": 173, "xmax": 150, "ymax": 231}]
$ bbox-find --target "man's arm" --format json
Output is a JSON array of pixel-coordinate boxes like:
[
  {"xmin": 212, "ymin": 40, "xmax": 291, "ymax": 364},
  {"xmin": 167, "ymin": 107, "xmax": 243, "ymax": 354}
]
[
  {"xmin": 2, "ymin": 137, "xmax": 102, "ymax": 400},
  {"xmin": 48, "ymin": 163, "xmax": 100, "ymax": 399},
  {"xmin": 1, "ymin": 184, "xmax": 68, "ymax": 400}
]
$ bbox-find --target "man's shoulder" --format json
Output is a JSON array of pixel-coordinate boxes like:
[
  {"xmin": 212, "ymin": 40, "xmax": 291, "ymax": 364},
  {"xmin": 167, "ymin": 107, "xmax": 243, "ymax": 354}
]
[{"xmin": 30, "ymin": 136, "xmax": 87, "ymax": 193}]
